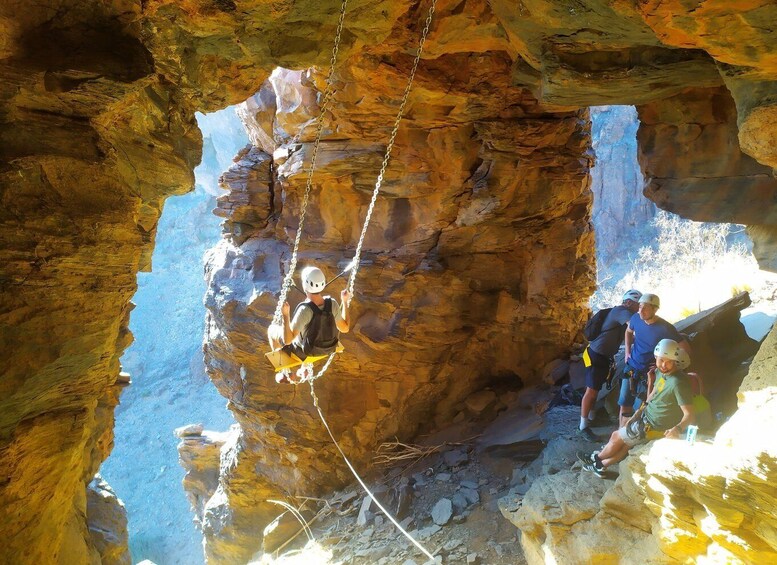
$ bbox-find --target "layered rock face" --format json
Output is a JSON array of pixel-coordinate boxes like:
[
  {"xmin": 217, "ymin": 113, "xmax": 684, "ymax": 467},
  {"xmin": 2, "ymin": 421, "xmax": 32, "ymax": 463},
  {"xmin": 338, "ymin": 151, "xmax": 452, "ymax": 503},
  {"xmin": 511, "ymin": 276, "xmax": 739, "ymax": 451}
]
[
  {"xmin": 3, "ymin": 1, "xmax": 777, "ymax": 563},
  {"xmin": 637, "ymin": 85, "xmax": 777, "ymax": 272},
  {"xmin": 0, "ymin": 2, "xmax": 199, "ymax": 562},
  {"xmin": 86, "ymin": 476, "xmax": 131, "ymax": 565},
  {"xmin": 201, "ymin": 60, "xmax": 595, "ymax": 559}
]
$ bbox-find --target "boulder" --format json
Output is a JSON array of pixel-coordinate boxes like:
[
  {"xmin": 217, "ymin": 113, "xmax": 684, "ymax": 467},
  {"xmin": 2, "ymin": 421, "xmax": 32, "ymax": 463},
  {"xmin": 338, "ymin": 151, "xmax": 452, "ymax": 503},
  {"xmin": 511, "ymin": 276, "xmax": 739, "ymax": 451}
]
[{"xmin": 431, "ymin": 498, "xmax": 453, "ymax": 526}]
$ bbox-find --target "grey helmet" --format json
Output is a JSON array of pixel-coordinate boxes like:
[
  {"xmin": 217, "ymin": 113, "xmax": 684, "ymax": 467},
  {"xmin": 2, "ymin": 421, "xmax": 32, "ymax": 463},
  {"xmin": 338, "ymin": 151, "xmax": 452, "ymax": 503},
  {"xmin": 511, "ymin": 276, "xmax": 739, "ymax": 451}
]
[{"xmin": 622, "ymin": 289, "xmax": 642, "ymax": 304}]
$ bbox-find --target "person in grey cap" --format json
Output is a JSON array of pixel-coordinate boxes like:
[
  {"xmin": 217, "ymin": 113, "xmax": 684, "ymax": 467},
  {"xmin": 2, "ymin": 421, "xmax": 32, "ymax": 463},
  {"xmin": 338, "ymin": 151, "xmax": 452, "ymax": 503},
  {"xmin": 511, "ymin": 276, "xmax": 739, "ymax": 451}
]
[{"xmin": 578, "ymin": 289, "xmax": 642, "ymax": 441}]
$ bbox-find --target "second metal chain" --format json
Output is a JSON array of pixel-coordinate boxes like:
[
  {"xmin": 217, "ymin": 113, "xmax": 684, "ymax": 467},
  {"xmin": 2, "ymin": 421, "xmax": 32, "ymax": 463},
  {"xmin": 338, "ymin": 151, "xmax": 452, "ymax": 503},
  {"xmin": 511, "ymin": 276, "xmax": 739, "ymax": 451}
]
[{"xmin": 347, "ymin": 0, "xmax": 438, "ymax": 295}]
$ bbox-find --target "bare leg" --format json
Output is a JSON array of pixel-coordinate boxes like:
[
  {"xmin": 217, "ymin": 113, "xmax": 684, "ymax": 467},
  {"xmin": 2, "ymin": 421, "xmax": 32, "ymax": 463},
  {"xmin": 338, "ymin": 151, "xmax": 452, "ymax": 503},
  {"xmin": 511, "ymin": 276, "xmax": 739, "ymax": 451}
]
[
  {"xmin": 597, "ymin": 430, "xmax": 626, "ymax": 461},
  {"xmin": 268, "ymin": 323, "xmax": 284, "ymax": 350},
  {"xmin": 580, "ymin": 387, "xmax": 597, "ymax": 426},
  {"xmin": 600, "ymin": 443, "xmax": 630, "ymax": 467},
  {"xmin": 619, "ymin": 379, "xmax": 634, "ymax": 428}
]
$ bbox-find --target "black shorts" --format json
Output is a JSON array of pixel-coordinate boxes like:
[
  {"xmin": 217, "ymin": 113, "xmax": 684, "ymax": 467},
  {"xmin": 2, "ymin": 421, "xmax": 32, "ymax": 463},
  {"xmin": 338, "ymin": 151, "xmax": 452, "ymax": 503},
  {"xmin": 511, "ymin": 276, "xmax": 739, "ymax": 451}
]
[
  {"xmin": 281, "ymin": 342, "xmax": 307, "ymax": 361},
  {"xmin": 584, "ymin": 348, "xmax": 611, "ymax": 390}
]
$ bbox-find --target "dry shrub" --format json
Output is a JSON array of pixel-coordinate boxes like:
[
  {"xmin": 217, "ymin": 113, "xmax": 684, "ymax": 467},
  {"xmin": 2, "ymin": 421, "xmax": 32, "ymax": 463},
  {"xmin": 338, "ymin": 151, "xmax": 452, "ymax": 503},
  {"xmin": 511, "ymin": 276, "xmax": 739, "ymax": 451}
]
[{"xmin": 592, "ymin": 211, "xmax": 777, "ymax": 322}]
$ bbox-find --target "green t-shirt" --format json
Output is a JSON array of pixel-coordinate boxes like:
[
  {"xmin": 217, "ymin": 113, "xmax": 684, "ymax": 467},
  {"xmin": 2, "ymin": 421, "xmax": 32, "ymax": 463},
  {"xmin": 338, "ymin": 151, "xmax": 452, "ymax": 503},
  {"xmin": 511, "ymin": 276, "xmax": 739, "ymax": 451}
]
[{"xmin": 644, "ymin": 371, "xmax": 694, "ymax": 431}]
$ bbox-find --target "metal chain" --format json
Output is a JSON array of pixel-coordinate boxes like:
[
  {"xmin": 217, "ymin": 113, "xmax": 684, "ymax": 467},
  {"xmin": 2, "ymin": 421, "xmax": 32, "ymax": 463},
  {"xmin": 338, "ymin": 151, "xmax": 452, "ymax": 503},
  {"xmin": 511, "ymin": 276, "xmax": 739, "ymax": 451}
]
[
  {"xmin": 272, "ymin": 0, "xmax": 350, "ymax": 327},
  {"xmin": 347, "ymin": 0, "xmax": 437, "ymax": 295}
]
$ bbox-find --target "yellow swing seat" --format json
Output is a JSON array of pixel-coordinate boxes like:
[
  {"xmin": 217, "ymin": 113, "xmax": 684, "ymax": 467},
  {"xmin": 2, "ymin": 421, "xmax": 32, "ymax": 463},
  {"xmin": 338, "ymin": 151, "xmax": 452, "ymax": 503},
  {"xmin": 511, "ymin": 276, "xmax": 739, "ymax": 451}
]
[{"xmin": 265, "ymin": 342, "xmax": 344, "ymax": 372}]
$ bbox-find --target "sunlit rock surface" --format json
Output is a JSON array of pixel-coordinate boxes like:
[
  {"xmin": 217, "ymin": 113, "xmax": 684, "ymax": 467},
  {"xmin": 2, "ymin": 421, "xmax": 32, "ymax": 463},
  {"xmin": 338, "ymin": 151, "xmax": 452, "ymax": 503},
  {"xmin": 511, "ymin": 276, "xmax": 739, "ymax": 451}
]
[
  {"xmin": 200, "ymin": 58, "xmax": 595, "ymax": 558},
  {"xmin": 3, "ymin": 0, "xmax": 777, "ymax": 562},
  {"xmin": 86, "ymin": 476, "xmax": 131, "ymax": 565},
  {"xmin": 177, "ymin": 425, "xmax": 236, "ymax": 532}
]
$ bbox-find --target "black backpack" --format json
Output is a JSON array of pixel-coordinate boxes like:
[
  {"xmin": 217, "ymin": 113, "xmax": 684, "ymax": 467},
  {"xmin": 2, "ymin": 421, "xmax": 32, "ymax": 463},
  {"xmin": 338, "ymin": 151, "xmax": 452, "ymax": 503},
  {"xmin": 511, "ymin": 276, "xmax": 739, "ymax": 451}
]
[
  {"xmin": 583, "ymin": 307, "xmax": 613, "ymax": 341},
  {"xmin": 296, "ymin": 298, "xmax": 340, "ymax": 359}
]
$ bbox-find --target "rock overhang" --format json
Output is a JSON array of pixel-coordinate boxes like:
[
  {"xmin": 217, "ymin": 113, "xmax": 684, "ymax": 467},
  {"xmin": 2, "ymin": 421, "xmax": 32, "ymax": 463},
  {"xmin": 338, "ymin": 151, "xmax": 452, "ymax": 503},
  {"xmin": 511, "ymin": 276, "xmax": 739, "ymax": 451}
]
[{"xmin": 3, "ymin": 0, "xmax": 777, "ymax": 563}]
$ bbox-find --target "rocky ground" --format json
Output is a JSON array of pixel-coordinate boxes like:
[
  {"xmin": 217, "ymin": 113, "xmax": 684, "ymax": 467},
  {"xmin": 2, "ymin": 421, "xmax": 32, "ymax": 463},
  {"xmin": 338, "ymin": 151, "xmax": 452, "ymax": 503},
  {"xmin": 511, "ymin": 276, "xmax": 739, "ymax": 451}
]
[{"xmin": 248, "ymin": 383, "xmax": 611, "ymax": 565}]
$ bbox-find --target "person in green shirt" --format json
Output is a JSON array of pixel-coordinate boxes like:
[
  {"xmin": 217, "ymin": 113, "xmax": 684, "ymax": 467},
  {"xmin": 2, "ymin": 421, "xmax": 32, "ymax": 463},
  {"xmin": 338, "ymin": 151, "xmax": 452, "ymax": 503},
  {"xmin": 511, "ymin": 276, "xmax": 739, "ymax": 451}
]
[{"xmin": 579, "ymin": 339, "xmax": 695, "ymax": 477}]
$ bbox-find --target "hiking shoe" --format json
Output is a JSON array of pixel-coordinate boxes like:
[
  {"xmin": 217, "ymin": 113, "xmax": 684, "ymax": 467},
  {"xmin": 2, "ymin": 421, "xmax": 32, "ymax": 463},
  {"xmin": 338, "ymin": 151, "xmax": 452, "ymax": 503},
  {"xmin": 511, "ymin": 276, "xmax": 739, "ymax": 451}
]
[
  {"xmin": 576, "ymin": 450, "xmax": 595, "ymax": 465},
  {"xmin": 582, "ymin": 462, "xmax": 606, "ymax": 478},
  {"xmin": 577, "ymin": 426, "xmax": 599, "ymax": 441}
]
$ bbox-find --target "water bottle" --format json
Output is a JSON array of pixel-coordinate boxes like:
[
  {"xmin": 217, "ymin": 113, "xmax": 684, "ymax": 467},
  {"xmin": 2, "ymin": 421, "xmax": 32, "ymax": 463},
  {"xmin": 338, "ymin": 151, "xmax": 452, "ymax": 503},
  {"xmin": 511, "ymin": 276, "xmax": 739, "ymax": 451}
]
[{"xmin": 685, "ymin": 425, "xmax": 698, "ymax": 445}]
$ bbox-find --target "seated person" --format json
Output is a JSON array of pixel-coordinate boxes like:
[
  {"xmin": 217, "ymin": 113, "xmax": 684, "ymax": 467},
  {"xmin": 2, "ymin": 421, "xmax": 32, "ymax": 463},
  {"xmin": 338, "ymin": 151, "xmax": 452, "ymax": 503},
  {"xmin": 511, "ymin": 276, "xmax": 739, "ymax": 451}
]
[
  {"xmin": 269, "ymin": 266, "xmax": 351, "ymax": 382},
  {"xmin": 579, "ymin": 338, "xmax": 694, "ymax": 477},
  {"xmin": 648, "ymin": 370, "xmax": 712, "ymax": 431}
]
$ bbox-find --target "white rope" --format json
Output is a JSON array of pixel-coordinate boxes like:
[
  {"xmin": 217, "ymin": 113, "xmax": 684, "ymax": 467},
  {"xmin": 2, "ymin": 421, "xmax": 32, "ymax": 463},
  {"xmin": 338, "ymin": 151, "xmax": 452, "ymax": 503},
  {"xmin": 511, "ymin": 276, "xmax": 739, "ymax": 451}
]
[
  {"xmin": 266, "ymin": 499, "xmax": 315, "ymax": 543},
  {"xmin": 309, "ymin": 379, "xmax": 437, "ymax": 562},
  {"xmin": 281, "ymin": 2, "xmax": 440, "ymax": 561},
  {"xmin": 347, "ymin": 0, "xmax": 438, "ymax": 296},
  {"xmin": 272, "ymin": 0, "xmax": 350, "ymax": 327}
]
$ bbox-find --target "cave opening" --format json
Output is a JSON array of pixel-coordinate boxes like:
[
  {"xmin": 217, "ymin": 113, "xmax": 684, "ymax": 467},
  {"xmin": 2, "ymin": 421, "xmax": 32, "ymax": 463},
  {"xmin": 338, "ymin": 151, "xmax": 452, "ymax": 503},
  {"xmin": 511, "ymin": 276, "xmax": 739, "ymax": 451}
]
[
  {"xmin": 94, "ymin": 88, "xmax": 777, "ymax": 565},
  {"xmin": 588, "ymin": 104, "xmax": 777, "ymax": 420},
  {"xmin": 98, "ymin": 108, "xmax": 247, "ymax": 565},
  {"xmin": 589, "ymin": 105, "xmax": 777, "ymax": 325}
]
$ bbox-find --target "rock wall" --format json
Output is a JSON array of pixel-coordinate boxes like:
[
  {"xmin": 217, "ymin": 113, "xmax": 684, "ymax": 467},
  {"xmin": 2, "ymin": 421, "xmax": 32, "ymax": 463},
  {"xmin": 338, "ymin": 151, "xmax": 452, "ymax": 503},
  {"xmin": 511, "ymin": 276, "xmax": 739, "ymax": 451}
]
[
  {"xmin": 86, "ymin": 476, "xmax": 131, "ymax": 565},
  {"xmin": 590, "ymin": 105, "xmax": 657, "ymax": 279},
  {"xmin": 638, "ymin": 86, "xmax": 777, "ymax": 226},
  {"xmin": 0, "ymin": 1, "xmax": 200, "ymax": 561},
  {"xmin": 201, "ymin": 60, "xmax": 595, "ymax": 559},
  {"xmin": 98, "ymin": 110, "xmax": 240, "ymax": 564},
  {"xmin": 2, "ymin": 1, "xmax": 777, "ymax": 563}
]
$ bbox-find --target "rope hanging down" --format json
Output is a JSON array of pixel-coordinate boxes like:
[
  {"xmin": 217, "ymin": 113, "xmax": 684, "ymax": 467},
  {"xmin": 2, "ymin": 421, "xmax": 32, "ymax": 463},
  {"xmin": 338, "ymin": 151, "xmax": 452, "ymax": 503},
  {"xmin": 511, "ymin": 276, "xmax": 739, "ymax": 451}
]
[
  {"xmin": 309, "ymin": 380, "xmax": 437, "ymax": 562},
  {"xmin": 347, "ymin": 0, "xmax": 437, "ymax": 296},
  {"xmin": 272, "ymin": 0, "xmax": 350, "ymax": 328},
  {"xmin": 273, "ymin": 0, "xmax": 440, "ymax": 560}
]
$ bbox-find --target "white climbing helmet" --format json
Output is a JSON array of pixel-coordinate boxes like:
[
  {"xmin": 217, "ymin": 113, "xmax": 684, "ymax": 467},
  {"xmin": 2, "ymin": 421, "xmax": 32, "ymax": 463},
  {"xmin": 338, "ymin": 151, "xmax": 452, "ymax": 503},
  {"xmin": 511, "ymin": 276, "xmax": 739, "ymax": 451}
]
[
  {"xmin": 622, "ymin": 289, "xmax": 642, "ymax": 303},
  {"xmin": 654, "ymin": 338, "xmax": 690, "ymax": 370},
  {"xmin": 639, "ymin": 293, "xmax": 660, "ymax": 308},
  {"xmin": 301, "ymin": 266, "xmax": 327, "ymax": 294}
]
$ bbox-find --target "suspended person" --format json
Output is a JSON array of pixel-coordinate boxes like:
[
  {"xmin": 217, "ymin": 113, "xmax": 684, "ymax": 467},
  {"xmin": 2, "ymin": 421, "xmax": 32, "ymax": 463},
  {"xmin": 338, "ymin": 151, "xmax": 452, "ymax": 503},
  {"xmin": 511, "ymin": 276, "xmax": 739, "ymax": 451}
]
[
  {"xmin": 619, "ymin": 293, "xmax": 691, "ymax": 426},
  {"xmin": 579, "ymin": 338, "xmax": 695, "ymax": 477},
  {"xmin": 269, "ymin": 266, "xmax": 352, "ymax": 383},
  {"xmin": 578, "ymin": 289, "xmax": 642, "ymax": 441}
]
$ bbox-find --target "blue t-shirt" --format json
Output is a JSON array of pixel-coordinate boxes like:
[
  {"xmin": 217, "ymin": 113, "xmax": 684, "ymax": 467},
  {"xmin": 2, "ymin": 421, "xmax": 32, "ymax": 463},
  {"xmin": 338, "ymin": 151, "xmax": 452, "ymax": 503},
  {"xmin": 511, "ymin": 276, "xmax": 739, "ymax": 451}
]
[{"xmin": 626, "ymin": 313, "xmax": 682, "ymax": 371}]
